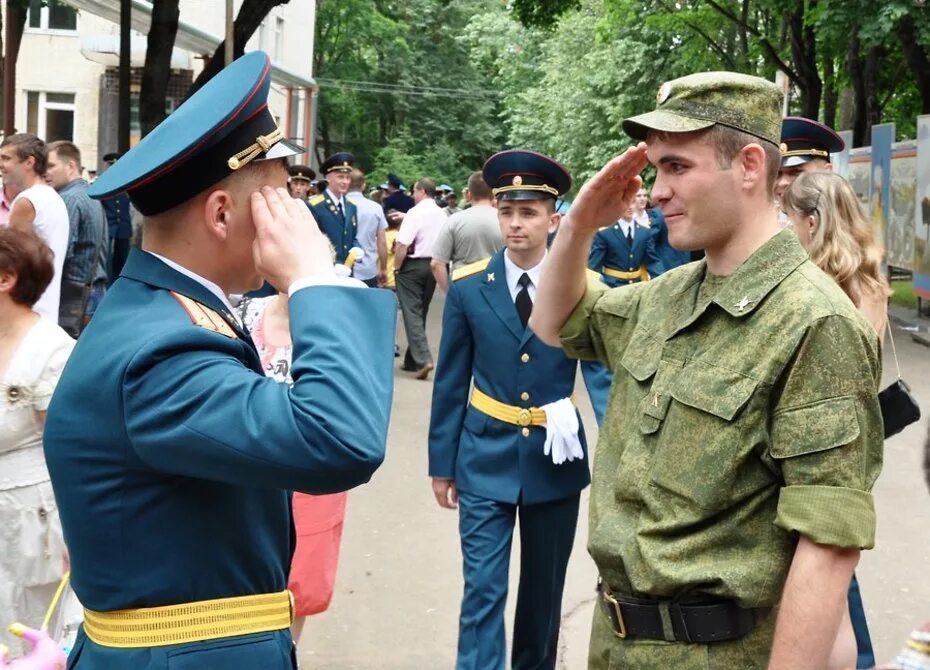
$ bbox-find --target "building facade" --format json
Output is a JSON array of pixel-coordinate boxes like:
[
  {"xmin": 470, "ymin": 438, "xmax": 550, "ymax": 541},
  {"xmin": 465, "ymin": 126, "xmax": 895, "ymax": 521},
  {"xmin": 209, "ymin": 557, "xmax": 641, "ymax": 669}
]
[{"xmin": 5, "ymin": 0, "xmax": 316, "ymax": 176}]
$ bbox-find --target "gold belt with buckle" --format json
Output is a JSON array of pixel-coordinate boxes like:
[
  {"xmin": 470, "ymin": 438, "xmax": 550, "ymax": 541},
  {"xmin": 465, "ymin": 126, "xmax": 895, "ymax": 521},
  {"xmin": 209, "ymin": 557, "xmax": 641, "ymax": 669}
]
[
  {"xmin": 470, "ymin": 387, "xmax": 548, "ymax": 427},
  {"xmin": 602, "ymin": 265, "xmax": 649, "ymax": 282},
  {"xmin": 83, "ymin": 590, "xmax": 294, "ymax": 648}
]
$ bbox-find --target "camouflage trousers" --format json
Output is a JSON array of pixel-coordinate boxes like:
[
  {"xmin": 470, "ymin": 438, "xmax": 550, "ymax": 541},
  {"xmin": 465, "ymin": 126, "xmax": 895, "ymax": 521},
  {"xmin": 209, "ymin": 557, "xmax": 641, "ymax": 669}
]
[{"xmin": 587, "ymin": 599, "xmax": 777, "ymax": 669}]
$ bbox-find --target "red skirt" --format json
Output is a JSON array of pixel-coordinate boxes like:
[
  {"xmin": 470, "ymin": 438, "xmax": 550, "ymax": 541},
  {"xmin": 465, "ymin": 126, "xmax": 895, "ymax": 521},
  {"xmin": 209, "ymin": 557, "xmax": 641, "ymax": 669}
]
[{"xmin": 287, "ymin": 491, "xmax": 348, "ymax": 616}]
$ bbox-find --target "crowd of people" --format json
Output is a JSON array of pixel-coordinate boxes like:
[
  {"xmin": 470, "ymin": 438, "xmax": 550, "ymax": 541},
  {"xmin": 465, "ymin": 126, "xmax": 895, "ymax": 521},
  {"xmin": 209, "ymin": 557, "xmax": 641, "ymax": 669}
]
[{"xmin": 0, "ymin": 48, "xmax": 927, "ymax": 670}]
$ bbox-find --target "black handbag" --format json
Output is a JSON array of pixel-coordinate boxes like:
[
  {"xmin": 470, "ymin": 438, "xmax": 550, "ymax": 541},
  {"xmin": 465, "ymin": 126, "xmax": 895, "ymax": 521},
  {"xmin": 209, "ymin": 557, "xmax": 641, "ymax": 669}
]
[{"xmin": 879, "ymin": 321, "xmax": 921, "ymax": 439}]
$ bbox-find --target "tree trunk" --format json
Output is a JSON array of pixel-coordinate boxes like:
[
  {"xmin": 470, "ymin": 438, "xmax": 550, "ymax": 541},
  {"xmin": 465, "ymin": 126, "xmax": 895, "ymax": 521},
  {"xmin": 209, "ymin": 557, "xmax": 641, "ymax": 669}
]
[
  {"xmin": 847, "ymin": 25, "xmax": 867, "ymax": 146},
  {"xmin": 139, "ymin": 0, "xmax": 180, "ymax": 137},
  {"xmin": 898, "ymin": 14, "xmax": 930, "ymax": 114},
  {"xmin": 787, "ymin": 4, "xmax": 821, "ymax": 119},
  {"xmin": 822, "ymin": 55, "xmax": 837, "ymax": 129},
  {"xmin": 864, "ymin": 44, "xmax": 882, "ymax": 130},
  {"xmin": 186, "ymin": 0, "xmax": 290, "ymax": 99}
]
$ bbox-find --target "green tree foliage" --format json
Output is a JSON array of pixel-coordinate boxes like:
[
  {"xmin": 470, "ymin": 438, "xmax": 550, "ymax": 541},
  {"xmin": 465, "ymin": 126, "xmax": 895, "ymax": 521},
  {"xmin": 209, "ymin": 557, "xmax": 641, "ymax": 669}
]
[{"xmin": 314, "ymin": 0, "xmax": 506, "ymax": 187}]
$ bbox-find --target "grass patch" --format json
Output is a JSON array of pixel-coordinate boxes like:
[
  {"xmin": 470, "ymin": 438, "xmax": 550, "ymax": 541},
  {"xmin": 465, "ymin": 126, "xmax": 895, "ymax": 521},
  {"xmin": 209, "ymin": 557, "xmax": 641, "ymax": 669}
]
[{"xmin": 891, "ymin": 279, "xmax": 918, "ymax": 308}]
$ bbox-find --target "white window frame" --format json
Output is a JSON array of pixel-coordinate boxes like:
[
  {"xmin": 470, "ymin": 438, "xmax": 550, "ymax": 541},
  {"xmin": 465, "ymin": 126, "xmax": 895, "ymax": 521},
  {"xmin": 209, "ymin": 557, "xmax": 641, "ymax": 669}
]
[
  {"xmin": 273, "ymin": 16, "xmax": 284, "ymax": 61},
  {"xmin": 25, "ymin": 1, "xmax": 78, "ymax": 35},
  {"xmin": 26, "ymin": 91, "xmax": 78, "ymax": 143}
]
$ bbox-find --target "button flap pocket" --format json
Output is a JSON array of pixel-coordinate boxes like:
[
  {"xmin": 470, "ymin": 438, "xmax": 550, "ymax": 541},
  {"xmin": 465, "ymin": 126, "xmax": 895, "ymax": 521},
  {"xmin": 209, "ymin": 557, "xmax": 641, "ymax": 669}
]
[
  {"xmin": 640, "ymin": 390, "xmax": 672, "ymax": 434},
  {"xmin": 770, "ymin": 396, "xmax": 860, "ymax": 459},
  {"xmin": 669, "ymin": 362, "xmax": 758, "ymax": 421}
]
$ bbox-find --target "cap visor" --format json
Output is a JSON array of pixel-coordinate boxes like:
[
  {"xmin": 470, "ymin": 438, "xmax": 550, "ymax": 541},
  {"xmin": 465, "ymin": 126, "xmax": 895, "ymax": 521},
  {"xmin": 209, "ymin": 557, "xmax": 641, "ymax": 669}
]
[
  {"xmin": 262, "ymin": 137, "xmax": 305, "ymax": 161},
  {"xmin": 497, "ymin": 191, "xmax": 556, "ymax": 201},
  {"xmin": 622, "ymin": 110, "xmax": 715, "ymax": 140},
  {"xmin": 781, "ymin": 155, "xmax": 815, "ymax": 168}
]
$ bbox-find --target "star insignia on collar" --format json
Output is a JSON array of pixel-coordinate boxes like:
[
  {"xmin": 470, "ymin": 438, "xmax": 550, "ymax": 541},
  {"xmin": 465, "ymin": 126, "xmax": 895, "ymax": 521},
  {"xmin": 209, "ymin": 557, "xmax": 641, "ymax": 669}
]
[
  {"xmin": 487, "ymin": 272, "xmax": 495, "ymax": 282},
  {"xmin": 735, "ymin": 296, "xmax": 753, "ymax": 312}
]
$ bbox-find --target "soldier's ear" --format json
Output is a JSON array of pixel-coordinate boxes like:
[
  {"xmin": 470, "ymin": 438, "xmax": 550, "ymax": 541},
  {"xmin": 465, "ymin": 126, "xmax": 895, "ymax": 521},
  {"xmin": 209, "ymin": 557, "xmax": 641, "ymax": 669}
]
[
  {"xmin": 548, "ymin": 212, "xmax": 562, "ymax": 234},
  {"xmin": 202, "ymin": 188, "xmax": 236, "ymax": 241},
  {"xmin": 738, "ymin": 143, "xmax": 766, "ymax": 191}
]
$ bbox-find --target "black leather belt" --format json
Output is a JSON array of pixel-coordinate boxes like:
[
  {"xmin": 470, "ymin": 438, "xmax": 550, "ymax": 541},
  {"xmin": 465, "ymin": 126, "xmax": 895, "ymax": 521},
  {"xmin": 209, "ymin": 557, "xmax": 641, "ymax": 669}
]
[{"xmin": 596, "ymin": 580, "xmax": 768, "ymax": 643}]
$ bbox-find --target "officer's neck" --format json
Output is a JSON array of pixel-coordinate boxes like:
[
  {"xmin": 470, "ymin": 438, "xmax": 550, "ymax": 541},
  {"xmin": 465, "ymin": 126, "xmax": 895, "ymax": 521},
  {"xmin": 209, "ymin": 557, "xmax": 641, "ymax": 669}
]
[{"xmin": 505, "ymin": 245, "xmax": 546, "ymax": 271}]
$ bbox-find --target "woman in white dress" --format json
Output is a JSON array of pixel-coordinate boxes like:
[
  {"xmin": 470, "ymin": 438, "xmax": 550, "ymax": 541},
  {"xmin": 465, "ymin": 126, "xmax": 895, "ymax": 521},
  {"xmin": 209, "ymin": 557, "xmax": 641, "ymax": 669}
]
[{"xmin": 0, "ymin": 227, "xmax": 75, "ymax": 645}]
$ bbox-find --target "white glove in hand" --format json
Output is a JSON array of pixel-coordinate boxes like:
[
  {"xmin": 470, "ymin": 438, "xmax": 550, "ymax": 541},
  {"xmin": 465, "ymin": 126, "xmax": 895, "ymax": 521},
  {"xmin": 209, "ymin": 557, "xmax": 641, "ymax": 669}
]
[{"xmin": 541, "ymin": 398, "xmax": 581, "ymax": 465}]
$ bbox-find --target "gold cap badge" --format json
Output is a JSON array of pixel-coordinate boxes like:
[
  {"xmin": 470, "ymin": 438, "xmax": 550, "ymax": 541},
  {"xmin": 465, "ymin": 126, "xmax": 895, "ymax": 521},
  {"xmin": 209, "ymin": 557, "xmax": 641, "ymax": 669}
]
[
  {"xmin": 512, "ymin": 175, "xmax": 523, "ymax": 186},
  {"xmin": 656, "ymin": 82, "xmax": 672, "ymax": 105}
]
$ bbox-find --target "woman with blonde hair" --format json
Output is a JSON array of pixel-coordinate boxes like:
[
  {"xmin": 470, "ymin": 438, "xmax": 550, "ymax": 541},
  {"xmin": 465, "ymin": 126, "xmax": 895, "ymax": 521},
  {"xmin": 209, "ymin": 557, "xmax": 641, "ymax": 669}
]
[
  {"xmin": 782, "ymin": 169, "xmax": 890, "ymax": 670},
  {"xmin": 782, "ymin": 170, "xmax": 890, "ymax": 340}
]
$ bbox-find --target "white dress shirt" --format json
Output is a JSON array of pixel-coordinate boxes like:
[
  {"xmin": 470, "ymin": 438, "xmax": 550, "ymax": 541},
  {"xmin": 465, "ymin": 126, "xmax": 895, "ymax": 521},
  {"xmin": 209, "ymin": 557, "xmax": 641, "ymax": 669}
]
[
  {"xmin": 325, "ymin": 188, "xmax": 347, "ymax": 214},
  {"xmin": 396, "ymin": 198, "xmax": 445, "ymax": 258},
  {"xmin": 503, "ymin": 250, "xmax": 545, "ymax": 302},
  {"xmin": 147, "ymin": 251, "xmax": 237, "ymax": 316}
]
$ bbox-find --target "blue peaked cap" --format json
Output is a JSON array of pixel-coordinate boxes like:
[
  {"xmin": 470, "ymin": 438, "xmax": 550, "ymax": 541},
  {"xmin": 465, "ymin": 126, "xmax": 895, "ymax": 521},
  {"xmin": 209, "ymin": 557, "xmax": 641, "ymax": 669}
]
[
  {"xmin": 89, "ymin": 51, "xmax": 304, "ymax": 215},
  {"xmin": 482, "ymin": 149, "xmax": 571, "ymax": 201}
]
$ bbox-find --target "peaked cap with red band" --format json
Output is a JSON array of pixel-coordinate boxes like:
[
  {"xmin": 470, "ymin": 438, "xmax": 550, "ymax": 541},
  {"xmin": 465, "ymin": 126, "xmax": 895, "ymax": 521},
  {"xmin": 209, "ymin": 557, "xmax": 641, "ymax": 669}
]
[
  {"xmin": 89, "ymin": 51, "xmax": 304, "ymax": 216},
  {"xmin": 482, "ymin": 149, "xmax": 571, "ymax": 201}
]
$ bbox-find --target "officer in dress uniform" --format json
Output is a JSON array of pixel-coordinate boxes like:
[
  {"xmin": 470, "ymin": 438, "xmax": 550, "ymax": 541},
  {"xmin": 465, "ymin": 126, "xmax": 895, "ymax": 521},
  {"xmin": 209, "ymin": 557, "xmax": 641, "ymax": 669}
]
[
  {"xmin": 587, "ymin": 207, "xmax": 665, "ymax": 287},
  {"xmin": 287, "ymin": 164, "xmax": 315, "ymax": 201},
  {"xmin": 774, "ymin": 116, "xmax": 845, "ymax": 200},
  {"xmin": 428, "ymin": 150, "xmax": 599, "ymax": 670},
  {"xmin": 307, "ymin": 152, "xmax": 359, "ymax": 263},
  {"xmin": 43, "ymin": 52, "xmax": 395, "ymax": 670}
]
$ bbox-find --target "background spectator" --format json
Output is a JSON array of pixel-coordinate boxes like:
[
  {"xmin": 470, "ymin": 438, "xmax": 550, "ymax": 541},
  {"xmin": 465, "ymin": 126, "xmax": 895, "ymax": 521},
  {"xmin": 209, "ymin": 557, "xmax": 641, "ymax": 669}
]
[
  {"xmin": 100, "ymin": 152, "xmax": 132, "ymax": 285},
  {"xmin": 0, "ymin": 133, "xmax": 68, "ymax": 321},
  {"xmin": 346, "ymin": 169, "xmax": 388, "ymax": 287},
  {"xmin": 46, "ymin": 141, "xmax": 108, "ymax": 337},
  {"xmin": 431, "ymin": 171, "xmax": 502, "ymax": 292},
  {"xmin": 0, "ymin": 227, "xmax": 76, "ymax": 649}
]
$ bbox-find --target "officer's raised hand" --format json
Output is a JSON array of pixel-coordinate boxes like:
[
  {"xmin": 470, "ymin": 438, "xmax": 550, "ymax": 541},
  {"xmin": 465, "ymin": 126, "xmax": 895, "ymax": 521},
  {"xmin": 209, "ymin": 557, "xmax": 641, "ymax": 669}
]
[
  {"xmin": 564, "ymin": 143, "xmax": 649, "ymax": 234},
  {"xmin": 251, "ymin": 185, "xmax": 335, "ymax": 291}
]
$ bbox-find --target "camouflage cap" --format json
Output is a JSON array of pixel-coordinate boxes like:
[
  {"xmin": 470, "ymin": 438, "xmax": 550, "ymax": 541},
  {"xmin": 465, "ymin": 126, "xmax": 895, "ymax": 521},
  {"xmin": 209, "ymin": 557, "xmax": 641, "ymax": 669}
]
[{"xmin": 622, "ymin": 71, "xmax": 784, "ymax": 146}]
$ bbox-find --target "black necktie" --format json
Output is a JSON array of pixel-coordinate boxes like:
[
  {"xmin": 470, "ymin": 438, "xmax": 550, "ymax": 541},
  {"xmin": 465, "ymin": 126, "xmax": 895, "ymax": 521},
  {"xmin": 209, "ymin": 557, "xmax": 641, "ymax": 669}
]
[
  {"xmin": 337, "ymin": 201, "xmax": 344, "ymax": 219},
  {"xmin": 516, "ymin": 273, "xmax": 532, "ymax": 329},
  {"xmin": 626, "ymin": 225, "xmax": 634, "ymax": 246}
]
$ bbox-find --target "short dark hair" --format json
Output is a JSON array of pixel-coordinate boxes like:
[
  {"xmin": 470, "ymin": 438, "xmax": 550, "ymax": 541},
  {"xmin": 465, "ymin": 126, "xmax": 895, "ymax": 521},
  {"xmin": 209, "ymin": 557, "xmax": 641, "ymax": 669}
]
[
  {"xmin": 48, "ymin": 140, "xmax": 82, "ymax": 169},
  {"xmin": 466, "ymin": 171, "xmax": 492, "ymax": 200},
  {"xmin": 0, "ymin": 227, "xmax": 54, "ymax": 307},
  {"xmin": 349, "ymin": 168, "xmax": 366, "ymax": 191},
  {"xmin": 703, "ymin": 125, "xmax": 781, "ymax": 193},
  {"xmin": 0, "ymin": 133, "xmax": 48, "ymax": 174},
  {"xmin": 415, "ymin": 178, "xmax": 436, "ymax": 197}
]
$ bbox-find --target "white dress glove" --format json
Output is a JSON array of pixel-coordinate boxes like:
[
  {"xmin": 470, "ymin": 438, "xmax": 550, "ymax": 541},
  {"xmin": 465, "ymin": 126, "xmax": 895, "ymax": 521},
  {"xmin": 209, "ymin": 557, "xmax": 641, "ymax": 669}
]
[{"xmin": 541, "ymin": 398, "xmax": 582, "ymax": 465}]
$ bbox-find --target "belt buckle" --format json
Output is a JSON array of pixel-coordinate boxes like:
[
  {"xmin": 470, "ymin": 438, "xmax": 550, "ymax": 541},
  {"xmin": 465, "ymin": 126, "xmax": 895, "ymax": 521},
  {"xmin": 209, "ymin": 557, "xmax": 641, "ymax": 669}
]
[
  {"xmin": 602, "ymin": 590, "xmax": 628, "ymax": 639},
  {"xmin": 517, "ymin": 408, "xmax": 532, "ymax": 427}
]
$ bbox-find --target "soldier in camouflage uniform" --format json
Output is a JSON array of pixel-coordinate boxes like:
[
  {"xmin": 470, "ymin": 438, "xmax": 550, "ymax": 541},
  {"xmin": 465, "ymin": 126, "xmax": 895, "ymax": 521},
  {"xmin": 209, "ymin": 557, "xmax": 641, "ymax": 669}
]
[{"xmin": 530, "ymin": 72, "xmax": 884, "ymax": 669}]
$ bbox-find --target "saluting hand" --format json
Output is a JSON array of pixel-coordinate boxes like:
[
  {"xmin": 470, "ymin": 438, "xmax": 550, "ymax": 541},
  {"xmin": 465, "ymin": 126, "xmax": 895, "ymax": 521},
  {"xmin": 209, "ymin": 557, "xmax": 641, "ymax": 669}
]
[
  {"xmin": 431, "ymin": 477, "xmax": 458, "ymax": 509},
  {"xmin": 251, "ymin": 186, "xmax": 335, "ymax": 291},
  {"xmin": 564, "ymin": 143, "xmax": 649, "ymax": 234}
]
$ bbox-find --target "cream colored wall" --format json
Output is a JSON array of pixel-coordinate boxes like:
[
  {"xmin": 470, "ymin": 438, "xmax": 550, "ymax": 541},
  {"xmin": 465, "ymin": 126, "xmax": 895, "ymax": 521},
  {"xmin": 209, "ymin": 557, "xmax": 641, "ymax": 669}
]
[{"xmin": 12, "ymin": 10, "xmax": 114, "ymax": 171}]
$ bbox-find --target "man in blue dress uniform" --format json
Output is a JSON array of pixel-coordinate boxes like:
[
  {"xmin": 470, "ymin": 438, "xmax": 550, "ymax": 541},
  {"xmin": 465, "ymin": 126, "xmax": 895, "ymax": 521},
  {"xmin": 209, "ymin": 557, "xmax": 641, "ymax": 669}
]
[
  {"xmin": 774, "ymin": 116, "xmax": 845, "ymax": 201},
  {"xmin": 43, "ymin": 51, "xmax": 395, "ymax": 670},
  {"xmin": 587, "ymin": 204, "xmax": 665, "ymax": 287},
  {"xmin": 381, "ymin": 172, "xmax": 415, "ymax": 216},
  {"xmin": 307, "ymin": 152, "xmax": 359, "ymax": 263},
  {"xmin": 429, "ymin": 149, "xmax": 596, "ymax": 670}
]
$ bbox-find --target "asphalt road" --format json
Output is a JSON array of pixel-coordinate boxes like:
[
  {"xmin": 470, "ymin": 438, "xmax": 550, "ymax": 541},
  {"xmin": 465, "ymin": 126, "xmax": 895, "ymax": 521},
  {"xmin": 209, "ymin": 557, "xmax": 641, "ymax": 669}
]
[{"xmin": 299, "ymin": 291, "xmax": 930, "ymax": 669}]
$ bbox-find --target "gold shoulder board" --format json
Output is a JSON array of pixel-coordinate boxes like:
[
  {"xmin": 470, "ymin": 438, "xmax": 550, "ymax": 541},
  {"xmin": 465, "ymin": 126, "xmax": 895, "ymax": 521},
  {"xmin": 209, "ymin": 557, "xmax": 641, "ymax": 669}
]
[
  {"xmin": 452, "ymin": 257, "xmax": 492, "ymax": 282},
  {"xmin": 170, "ymin": 292, "xmax": 237, "ymax": 339},
  {"xmin": 308, "ymin": 194, "xmax": 325, "ymax": 206}
]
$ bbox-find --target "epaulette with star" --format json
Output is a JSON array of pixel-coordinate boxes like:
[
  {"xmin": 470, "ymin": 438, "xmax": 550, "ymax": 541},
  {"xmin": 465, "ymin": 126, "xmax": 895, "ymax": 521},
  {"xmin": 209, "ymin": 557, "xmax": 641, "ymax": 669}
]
[
  {"xmin": 170, "ymin": 292, "xmax": 237, "ymax": 339},
  {"xmin": 308, "ymin": 194, "xmax": 325, "ymax": 206},
  {"xmin": 452, "ymin": 257, "xmax": 492, "ymax": 282}
]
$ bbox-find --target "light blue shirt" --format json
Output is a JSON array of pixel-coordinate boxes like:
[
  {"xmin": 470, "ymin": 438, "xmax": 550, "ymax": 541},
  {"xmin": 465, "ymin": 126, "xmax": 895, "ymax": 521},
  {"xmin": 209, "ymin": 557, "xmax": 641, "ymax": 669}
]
[{"xmin": 346, "ymin": 191, "xmax": 387, "ymax": 281}]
